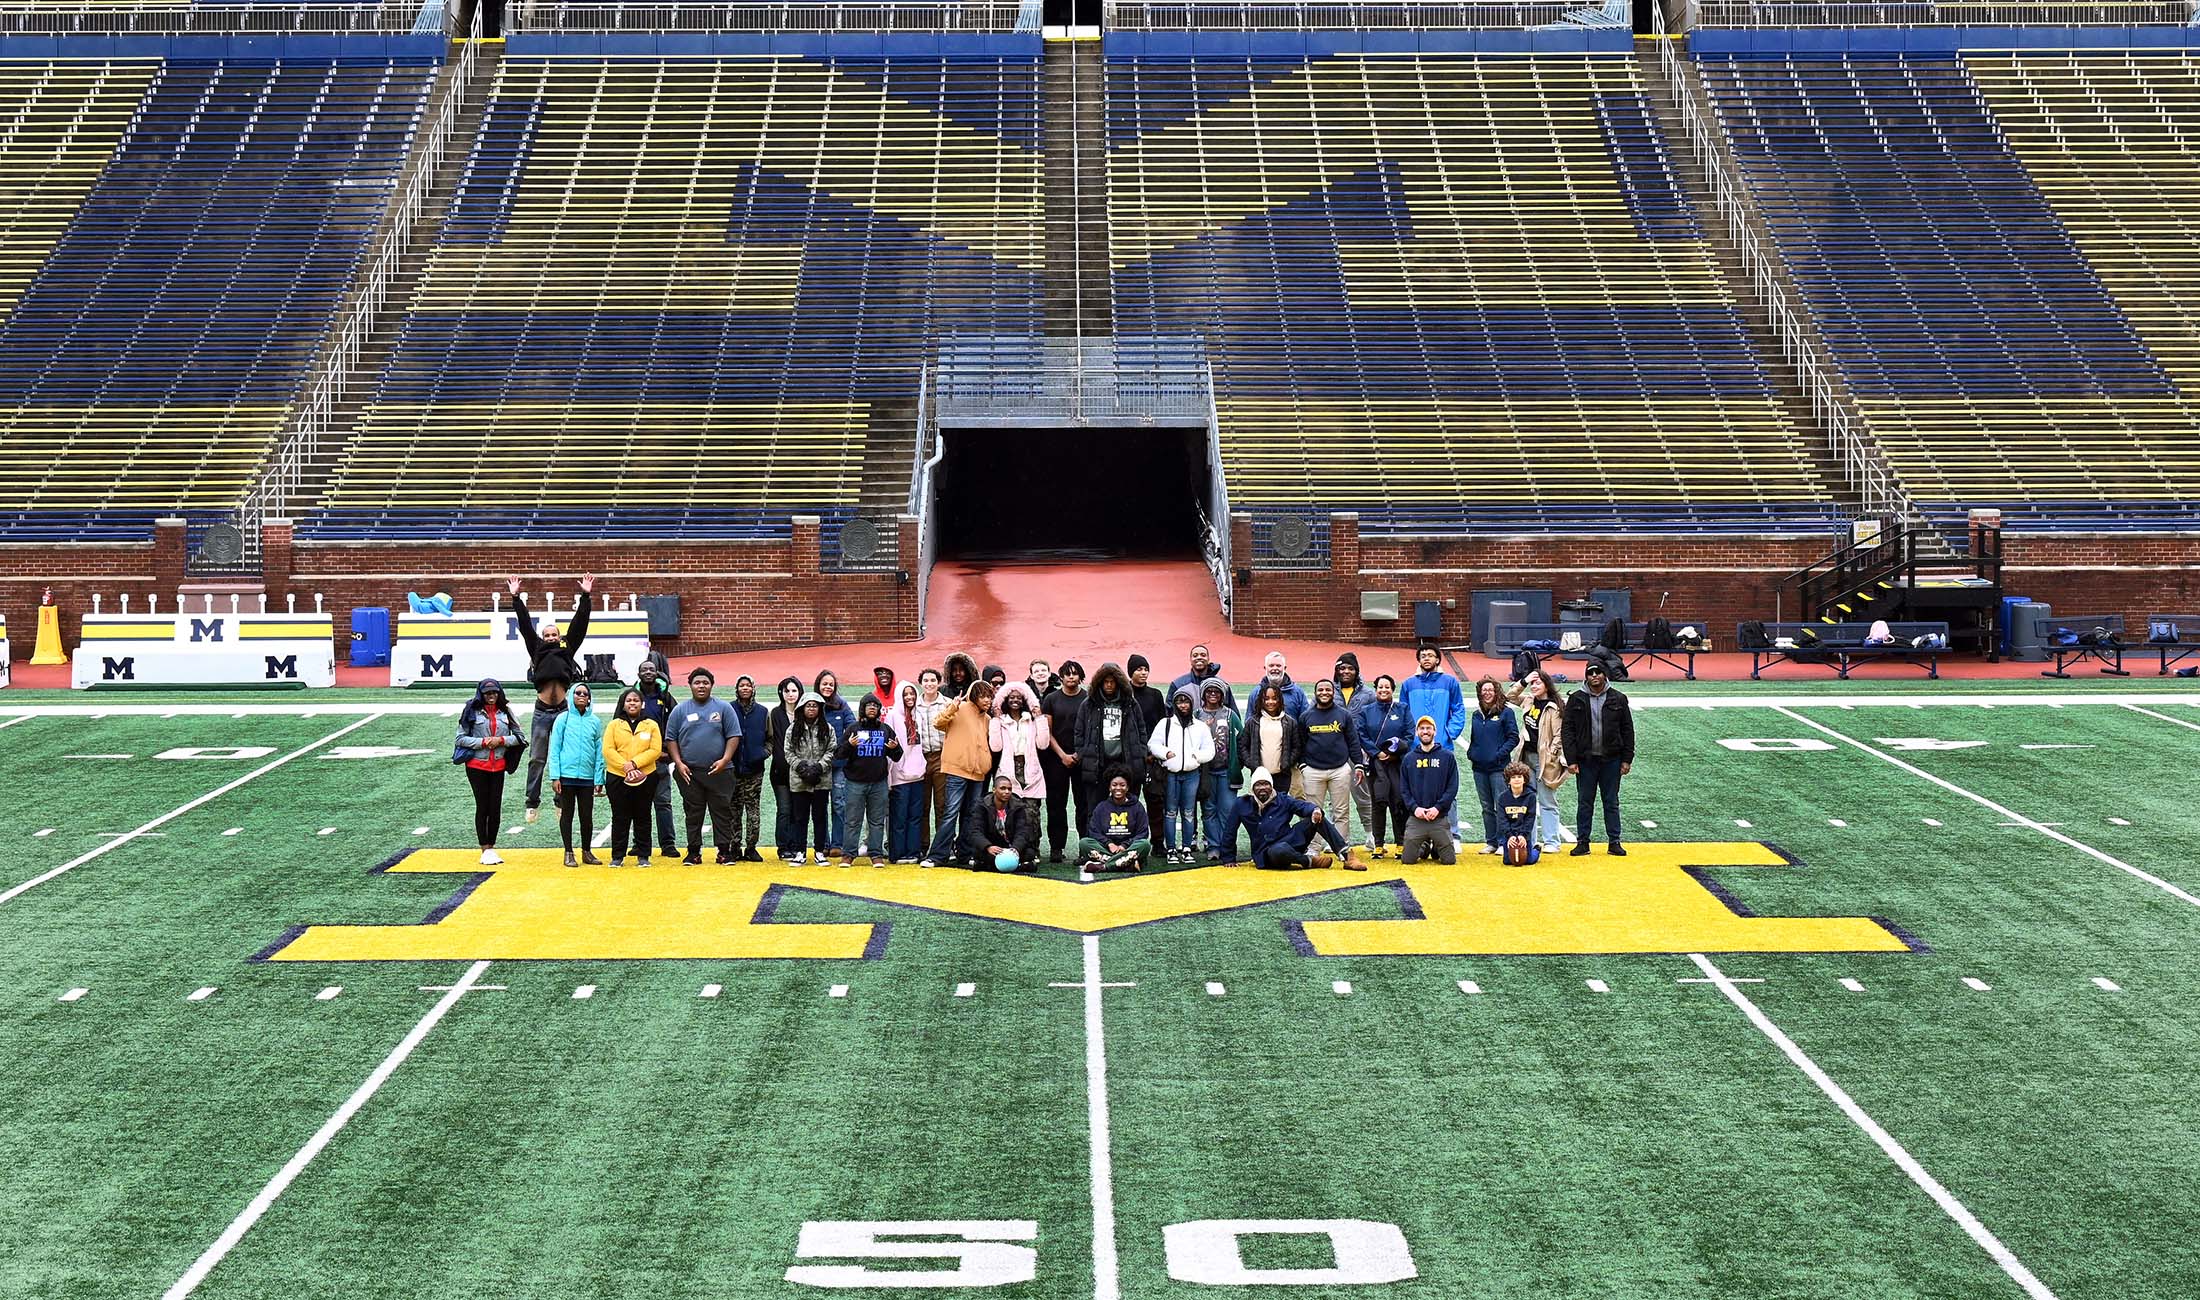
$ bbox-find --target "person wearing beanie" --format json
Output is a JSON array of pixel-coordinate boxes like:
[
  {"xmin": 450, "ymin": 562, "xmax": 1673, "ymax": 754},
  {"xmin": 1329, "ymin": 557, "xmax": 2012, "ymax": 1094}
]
[
  {"xmin": 728, "ymin": 674, "xmax": 770, "ymax": 861},
  {"xmin": 1148, "ymin": 684, "xmax": 1217, "ymax": 864},
  {"xmin": 781, "ymin": 690, "xmax": 835, "ymax": 865},
  {"xmin": 1169, "ymin": 643, "xmax": 1226, "ymax": 697},
  {"xmin": 633, "ymin": 658, "xmax": 682, "ymax": 859},
  {"xmin": 1332, "ymin": 652, "xmax": 1367, "ymax": 708},
  {"xmin": 453, "ymin": 678, "xmax": 522, "ymax": 866},
  {"xmin": 861, "ymin": 665, "xmax": 897, "ymax": 713},
  {"xmin": 668, "ymin": 666, "xmax": 741, "ymax": 865},
  {"xmin": 1563, "ymin": 661, "xmax": 1635, "ymax": 855},
  {"xmin": 1194, "ymin": 678, "xmax": 1243, "ymax": 861},
  {"xmin": 834, "ymin": 694, "xmax": 902, "ymax": 866},
  {"xmin": 1398, "ymin": 715, "xmax": 1460, "ymax": 865},
  {"xmin": 1039, "ymin": 659, "xmax": 1089, "ymax": 862},
  {"xmin": 1126, "ymin": 654, "xmax": 1169, "ymax": 840},
  {"xmin": 1218, "ymin": 766, "xmax": 1359, "ymax": 871}
]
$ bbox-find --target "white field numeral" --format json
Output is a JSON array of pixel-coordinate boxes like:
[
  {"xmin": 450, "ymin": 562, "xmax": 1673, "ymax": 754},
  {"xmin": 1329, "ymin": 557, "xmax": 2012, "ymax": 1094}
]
[
  {"xmin": 786, "ymin": 1220, "xmax": 1037, "ymax": 1289},
  {"xmin": 1163, "ymin": 1219, "xmax": 1418, "ymax": 1287}
]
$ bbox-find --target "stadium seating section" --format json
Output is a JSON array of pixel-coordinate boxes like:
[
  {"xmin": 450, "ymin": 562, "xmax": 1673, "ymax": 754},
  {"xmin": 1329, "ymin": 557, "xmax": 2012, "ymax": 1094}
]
[
  {"xmin": 1106, "ymin": 50, "xmax": 1835, "ymax": 535},
  {"xmin": 305, "ymin": 53, "xmax": 1045, "ymax": 540},
  {"xmin": 1702, "ymin": 52, "xmax": 2200, "ymax": 521},
  {"xmin": 0, "ymin": 58, "xmax": 433, "ymax": 534}
]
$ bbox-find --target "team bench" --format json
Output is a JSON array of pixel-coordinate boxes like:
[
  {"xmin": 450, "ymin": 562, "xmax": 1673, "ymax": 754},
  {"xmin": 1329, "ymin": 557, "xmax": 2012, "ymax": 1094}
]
[
  {"xmin": 2147, "ymin": 615, "xmax": 2200, "ymax": 676},
  {"xmin": 1489, "ymin": 621, "xmax": 1706, "ymax": 681},
  {"xmin": 2033, "ymin": 612, "xmax": 2132, "ymax": 679},
  {"xmin": 1741, "ymin": 621, "xmax": 1949, "ymax": 680}
]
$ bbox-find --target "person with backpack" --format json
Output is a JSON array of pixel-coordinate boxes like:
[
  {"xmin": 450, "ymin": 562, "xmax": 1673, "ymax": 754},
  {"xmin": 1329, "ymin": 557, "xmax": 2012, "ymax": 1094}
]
[
  {"xmin": 454, "ymin": 678, "xmax": 524, "ymax": 866},
  {"xmin": 1148, "ymin": 685, "xmax": 1217, "ymax": 864},
  {"xmin": 1466, "ymin": 677, "xmax": 1520, "ymax": 854},
  {"xmin": 1563, "ymin": 661, "xmax": 1635, "ymax": 855}
]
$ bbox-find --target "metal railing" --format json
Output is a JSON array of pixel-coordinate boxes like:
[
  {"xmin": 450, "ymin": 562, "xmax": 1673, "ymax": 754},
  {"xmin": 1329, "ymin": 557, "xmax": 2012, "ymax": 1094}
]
[
  {"xmin": 0, "ymin": 1, "xmax": 445, "ymax": 34},
  {"xmin": 229, "ymin": 4, "xmax": 477, "ymax": 562},
  {"xmin": 1688, "ymin": 0, "xmax": 2198, "ymax": 23},
  {"xmin": 506, "ymin": 1, "xmax": 1025, "ymax": 31},
  {"xmin": 1200, "ymin": 379, "xmax": 1232, "ymax": 620},
  {"xmin": 909, "ymin": 370, "xmax": 943, "ymax": 636},
  {"xmin": 1107, "ymin": 0, "xmax": 1601, "ymax": 26},
  {"xmin": 1650, "ymin": 5, "xmax": 1915, "ymax": 524}
]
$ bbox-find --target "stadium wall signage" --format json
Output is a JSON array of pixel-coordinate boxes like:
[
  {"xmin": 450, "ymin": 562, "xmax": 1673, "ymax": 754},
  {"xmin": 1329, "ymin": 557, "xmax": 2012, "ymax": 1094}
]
[
  {"xmin": 71, "ymin": 614, "xmax": 333, "ymax": 688},
  {"xmin": 390, "ymin": 609, "xmax": 653, "ymax": 688}
]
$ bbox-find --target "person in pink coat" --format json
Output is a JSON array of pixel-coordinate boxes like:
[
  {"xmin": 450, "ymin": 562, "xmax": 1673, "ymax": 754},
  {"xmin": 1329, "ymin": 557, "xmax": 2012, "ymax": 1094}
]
[
  {"xmin": 884, "ymin": 681, "xmax": 931, "ymax": 863},
  {"xmin": 988, "ymin": 681, "xmax": 1051, "ymax": 863}
]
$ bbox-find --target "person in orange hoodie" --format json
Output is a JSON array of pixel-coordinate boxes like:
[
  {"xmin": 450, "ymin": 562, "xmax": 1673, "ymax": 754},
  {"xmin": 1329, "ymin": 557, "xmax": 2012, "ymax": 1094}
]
[{"xmin": 923, "ymin": 679, "xmax": 997, "ymax": 867}]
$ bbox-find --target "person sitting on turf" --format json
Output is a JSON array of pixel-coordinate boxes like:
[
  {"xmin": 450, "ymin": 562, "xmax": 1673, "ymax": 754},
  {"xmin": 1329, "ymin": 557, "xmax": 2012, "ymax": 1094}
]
[
  {"xmin": 546, "ymin": 682, "xmax": 606, "ymax": 867},
  {"xmin": 1498, "ymin": 761, "xmax": 1540, "ymax": 866},
  {"xmin": 454, "ymin": 677, "xmax": 523, "ymax": 866},
  {"xmin": 1078, "ymin": 772, "xmax": 1151, "ymax": 873},
  {"xmin": 972, "ymin": 773, "xmax": 1038, "ymax": 873},
  {"xmin": 1398, "ymin": 715, "xmax": 1459, "ymax": 866},
  {"xmin": 1221, "ymin": 767, "xmax": 1360, "ymax": 871}
]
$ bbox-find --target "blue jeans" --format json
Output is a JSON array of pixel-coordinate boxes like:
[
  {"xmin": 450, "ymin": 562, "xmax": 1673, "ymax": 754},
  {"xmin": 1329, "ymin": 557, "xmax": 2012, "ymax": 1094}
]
[
  {"xmin": 1255, "ymin": 816, "xmax": 1347, "ymax": 869},
  {"xmin": 841, "ymin": 779, "xmax": 888, "ymax": 858},
  {"xmin": 1533, "ymin": 777, "xmax": 1561, "ymax": 845},
  {"xmin": 889, "ymin": 783, "xmax": 927, "ymax": 860},
  {"xmin": 829, "ymin": 768, "xmax": 849, "ymax": 847},
  {"xmin": 1163, "ymin": 770, "xmax": 1202, "ymax": 849},
  {"xmin": 1201, "ymin": 771, "xmax": 1235, "ymax": 857},
  {"xmin": 1472, "ymin": 766, "xmax": 1505, "ymax": 849},
  {"xmin": 1575, "ymin": 757, "xmax": 1625, "ymax": 845},
  {"xmin": 927, "ymin": 774, "xmax": 977, "ymax": 862}
]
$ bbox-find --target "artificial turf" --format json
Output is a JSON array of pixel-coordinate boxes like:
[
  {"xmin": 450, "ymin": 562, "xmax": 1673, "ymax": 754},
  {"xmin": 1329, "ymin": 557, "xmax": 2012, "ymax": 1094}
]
[{"xmin": 0, "ymin": 685, "xmax": 2196, "ymax": 1298}]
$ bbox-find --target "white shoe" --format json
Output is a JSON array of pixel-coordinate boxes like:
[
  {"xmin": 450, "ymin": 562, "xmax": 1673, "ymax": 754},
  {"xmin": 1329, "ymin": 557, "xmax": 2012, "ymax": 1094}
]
[
  {"xmin": 1478, "ymin": 844, "xmax": 1497, "ymax": 855},
  {"xmin": 479, "ymin": 849, "xmax": 504, "ymax": 866},
  {"xmin": 524, "ymin": 807, "xmax": 538, "ymax": 825}
]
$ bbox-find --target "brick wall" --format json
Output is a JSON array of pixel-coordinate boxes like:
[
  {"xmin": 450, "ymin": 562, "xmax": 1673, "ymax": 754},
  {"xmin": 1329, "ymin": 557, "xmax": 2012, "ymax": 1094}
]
[
  {"xmin": 0, "ymin": 516, "xmax": 922, "ymax": 661},
  {"xmin": 1228, "ymin": 513, "xmax": 2200, "ymax": 645}
]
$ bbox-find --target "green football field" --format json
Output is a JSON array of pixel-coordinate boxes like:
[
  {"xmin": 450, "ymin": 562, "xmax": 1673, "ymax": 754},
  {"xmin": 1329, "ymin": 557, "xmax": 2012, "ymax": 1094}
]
[{"xmin": 3, "ymin": 681, "xmax": 2198, "ymax": 1299}]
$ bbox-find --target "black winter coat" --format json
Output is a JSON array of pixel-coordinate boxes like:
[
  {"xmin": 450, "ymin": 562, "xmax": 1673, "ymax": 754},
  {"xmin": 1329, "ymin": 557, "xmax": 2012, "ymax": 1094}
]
[
  {"xmin": 1562, "ymin": 686, "xmax": 1636, "ymax": 766},
  {"xmin": 512, "ymin": 593, "xmax": 592, "ymax": 689}
]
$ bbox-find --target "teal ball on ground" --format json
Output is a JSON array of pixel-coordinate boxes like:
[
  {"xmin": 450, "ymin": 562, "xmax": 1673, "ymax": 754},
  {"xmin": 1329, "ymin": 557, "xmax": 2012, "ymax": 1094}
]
[{"xmin": 995, "ymin": 850, "xmax": 1020, "ymax": 873}]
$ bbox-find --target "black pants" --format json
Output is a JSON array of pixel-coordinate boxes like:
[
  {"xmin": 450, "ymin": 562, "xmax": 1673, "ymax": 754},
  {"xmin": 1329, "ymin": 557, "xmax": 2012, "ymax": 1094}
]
[
  {"xmin": 682, "ymin": 771, "xmax": 737, "ymax": 855},
  {"xmin": 1142, "ymin": 765, "xmax": 1168, "ymax": 848},
  {"xmin": 556, "ymin": 781, "xmax": 597, "ymax": 852},
  {"xmin": 772, "ymin": 776, "xmax": 799, "ymax": 857},
  {"xmin": 1040, "ymin": 752, "xmax": 1075, "ymax": 858},
  {"xmin": 1575, "ymin": 756, "xmax": 1626, "ymax": 845},
  {"xmin": 607, "ymin": 772, "xmax": 658, "ymax": 860},
  {"xmin": 789, "ymin": 788, "xmax": 831, "ymax": 852},
  {"xmin": 465, "ymin": 765, "xmax": 505, "ymax": 847}
]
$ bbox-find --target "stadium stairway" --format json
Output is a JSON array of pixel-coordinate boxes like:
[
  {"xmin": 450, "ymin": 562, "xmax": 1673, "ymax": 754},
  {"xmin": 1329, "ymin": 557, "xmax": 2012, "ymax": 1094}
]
[
  {"xmin": 1634, "ymin": 40, "xmax": 1871, "ymax": 521},
  {"xmin": 1043, "ymin": 36, "xmax": 1112, "ymax": 339},
  {"xmin": 285, "ymin": 39, "xmax": 505, "ymax": 514}
]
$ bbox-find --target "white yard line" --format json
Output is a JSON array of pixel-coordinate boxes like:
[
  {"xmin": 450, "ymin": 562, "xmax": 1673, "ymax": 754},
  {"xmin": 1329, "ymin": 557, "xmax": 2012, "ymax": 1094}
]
[
  {"xmin": 1772, "ymin": 707, "xmax": 2200, "ymax": 911},
  {"xmin": 162, "ymin": 960, "xmax": 494, "ymax": 1300},
  {"xmin": 2120, "ymin": 702, "xmax": 2200, "ymax": 735},
  {"xmin": 0, "ymin": 703, "xmax": 460, "ymax": 718},
  {"xmin": 0, "ymin": 714, "xmax": 386, "ymax": 907},
  {"xmin": 1687, "ymin": 954, "xmax": 2058, "ymax": 1300},
  {"xmin": 0, "ymin": 714, "xmax": 34, "ymax": 731},
  {"xmin": 1081, "ymin": 934, "xmax": 1123, "ymax": 1300}
]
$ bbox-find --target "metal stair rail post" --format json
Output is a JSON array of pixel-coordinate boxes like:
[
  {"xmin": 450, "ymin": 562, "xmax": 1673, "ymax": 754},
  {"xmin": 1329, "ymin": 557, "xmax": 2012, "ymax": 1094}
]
[
  {"xmin": 1649, "ymin": 2, "xmax": 1915, "ymax": 527},
  {"xmin": 229, "ymin": 0, "xmax": 477, "ymax": 560}
]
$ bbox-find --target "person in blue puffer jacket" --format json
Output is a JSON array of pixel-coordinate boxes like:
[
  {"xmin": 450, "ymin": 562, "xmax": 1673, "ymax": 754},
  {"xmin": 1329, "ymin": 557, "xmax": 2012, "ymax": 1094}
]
[
  {"xmin": 546, "ymin": 683, "xmax": 608, "ymax": 866},
  {"xmin": 1465, "ymin": 677, "xmax": 1520, "ymax": 854},
  {"xmin": 1400, "ymin": 644, "xmax": 1466, "ymax": 750}
]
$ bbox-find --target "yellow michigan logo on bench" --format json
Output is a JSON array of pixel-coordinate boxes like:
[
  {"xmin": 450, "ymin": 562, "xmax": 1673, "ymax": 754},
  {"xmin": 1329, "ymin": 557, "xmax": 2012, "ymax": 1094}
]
[{"xmin": 260, "ymin": 843, "xmax": 1913, "ymax": 962}]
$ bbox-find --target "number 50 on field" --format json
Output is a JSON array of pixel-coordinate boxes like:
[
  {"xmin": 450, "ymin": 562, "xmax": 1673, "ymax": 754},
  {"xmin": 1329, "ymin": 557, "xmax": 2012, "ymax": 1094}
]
[{"xmin": 788, "ymin": 1218, "xmax": 1417, "ymax": 1288}]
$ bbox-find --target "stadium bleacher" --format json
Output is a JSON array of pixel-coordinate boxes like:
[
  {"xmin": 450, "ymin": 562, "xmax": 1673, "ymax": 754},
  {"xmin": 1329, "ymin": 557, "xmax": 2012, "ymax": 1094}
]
[
  {"xmin": 0, "ymin": 58, "xmax": 433, "ymax": 530},
  {"xmin": 1106, "ymin": 49, "xmax": 1833, "ymax": 537},
  {"xmin": 1701, "ymin": 53, "xmax": 2200, "ymax": 524},
  {"xmin": 307, "ymin": 50, "xmax": 1046, "ymax": 540}
]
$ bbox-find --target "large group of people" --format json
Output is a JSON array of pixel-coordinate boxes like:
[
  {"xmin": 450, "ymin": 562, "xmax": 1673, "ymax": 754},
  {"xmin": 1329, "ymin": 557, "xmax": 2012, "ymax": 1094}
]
[{"xmin": 455, "ymin": 580, "xmax": 1639, "ymax": 872}]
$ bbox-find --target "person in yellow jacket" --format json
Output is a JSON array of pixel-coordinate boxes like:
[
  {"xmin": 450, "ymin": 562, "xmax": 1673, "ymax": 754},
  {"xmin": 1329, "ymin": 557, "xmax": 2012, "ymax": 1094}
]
[
  {"xmin": 602, "ymin": 688, "xmax": 665, "ymax": 867},
  {"xmin": 921, "ymin": 679, "xmax": 997, "ymax": 867}
]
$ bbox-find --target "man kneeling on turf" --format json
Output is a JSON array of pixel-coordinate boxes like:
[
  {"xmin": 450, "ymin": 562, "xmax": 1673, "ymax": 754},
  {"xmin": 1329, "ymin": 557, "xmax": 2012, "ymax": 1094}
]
[
  {"xmin": 1399, "ymin": 716, "xmax": 1459, "ymax": 865},
  {"xmin": 1221, "ymin": 767, "xmax": 1362, "ymax": 871},
  {"xmin": 1498, "ymin": 761, "xmax": 1539, "ymax": 866},
  {"xmin": 1078, "ymin": 773, "xmax": 1152, "ymax": 873}
]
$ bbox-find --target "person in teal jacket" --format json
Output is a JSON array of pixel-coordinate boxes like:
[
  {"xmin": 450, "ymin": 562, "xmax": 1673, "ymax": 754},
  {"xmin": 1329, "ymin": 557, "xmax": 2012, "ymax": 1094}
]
[
  {"xmin": 546, "ymin": 683, "xmax": 608, "ymax": 866},
  {"xmin": 1400, "ymin": 644, "xmax": 1466, "ymax": 749}
]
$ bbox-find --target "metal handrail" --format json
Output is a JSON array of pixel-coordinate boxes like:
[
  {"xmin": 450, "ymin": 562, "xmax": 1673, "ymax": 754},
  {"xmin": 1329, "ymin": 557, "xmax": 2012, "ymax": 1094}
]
[
  {"xmin": 1650, "ymin": 3, "xmax": 1915, "ymax": 525},
  {"xmin": 1106, "ymin": 0, "xmax": 1598, "ymax": 27},
  {"xmin": 1686, "ymin": 0, "xmax": 2197, "ymax": 25},
  {"xmin": 507, "ymin": 1, "xmax": 1026, "ymax": 31},
  {"xmin": 0, "ymin": 2, "xmax": 444, "ymax": 33},
  {"xmin": 910, "ymin": 368, "xmax": 945, "ymax": 636},
  {"xmin": 232, "ymin": 2, "xmax": 476, "ymax": 555}
]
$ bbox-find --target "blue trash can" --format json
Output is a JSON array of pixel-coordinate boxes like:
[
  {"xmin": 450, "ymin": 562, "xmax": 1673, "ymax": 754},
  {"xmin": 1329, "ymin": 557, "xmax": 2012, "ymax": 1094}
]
[{"xmin": 351, "ymin": 606, "xmax": 391, "ymax": 668}]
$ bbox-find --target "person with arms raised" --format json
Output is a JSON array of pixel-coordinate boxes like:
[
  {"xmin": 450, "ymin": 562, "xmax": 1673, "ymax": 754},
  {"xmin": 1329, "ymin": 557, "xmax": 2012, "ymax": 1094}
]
[{"xmin": 507, "ymin": 574, "xmax": 594, "ymax": 824}]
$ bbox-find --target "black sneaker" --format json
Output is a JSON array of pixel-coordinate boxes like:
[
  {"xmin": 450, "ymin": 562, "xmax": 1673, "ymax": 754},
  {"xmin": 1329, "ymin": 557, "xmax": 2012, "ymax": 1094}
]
[
  {"xmin": 715, "ymin": 851, "xmax": 734, "ymax": 866},
  {"xmin": 1607, "ymin": 844, "xmax": 1628, "ymax": 856},
  {"xmin": 683, "ymin": 850, "xmax": 703, "ymax": 866},
  {"xmin": 1569, "ymin": 844, "xmax": 1591, "ymax": 856}
]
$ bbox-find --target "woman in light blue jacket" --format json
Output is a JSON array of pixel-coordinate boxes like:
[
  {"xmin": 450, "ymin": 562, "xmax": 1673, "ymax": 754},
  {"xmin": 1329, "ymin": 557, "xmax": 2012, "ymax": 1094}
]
[{"xmin": 546, "ymin": 683, "xmax": 607, "ymax": 866}]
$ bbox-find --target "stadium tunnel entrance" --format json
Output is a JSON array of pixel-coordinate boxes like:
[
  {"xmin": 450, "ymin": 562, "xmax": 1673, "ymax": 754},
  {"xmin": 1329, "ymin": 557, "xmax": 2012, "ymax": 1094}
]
[{"xmin": 935, "ymin": 427, "xmax": 1209, "ymax": 561}]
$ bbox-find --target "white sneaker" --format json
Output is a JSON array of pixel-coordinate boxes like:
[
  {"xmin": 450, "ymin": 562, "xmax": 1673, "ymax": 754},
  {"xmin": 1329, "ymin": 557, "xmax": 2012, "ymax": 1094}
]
[
  {"xmin": 524, "ymin": 807, "xmax": 538, "ymax": 825},
  {"xmin": 1478, "ymin": 844, "xmax": 1497, "ymax": 855},
  {"xmin": 479, "ymin": 849, "xmax": 504, "ymax": 866}
]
